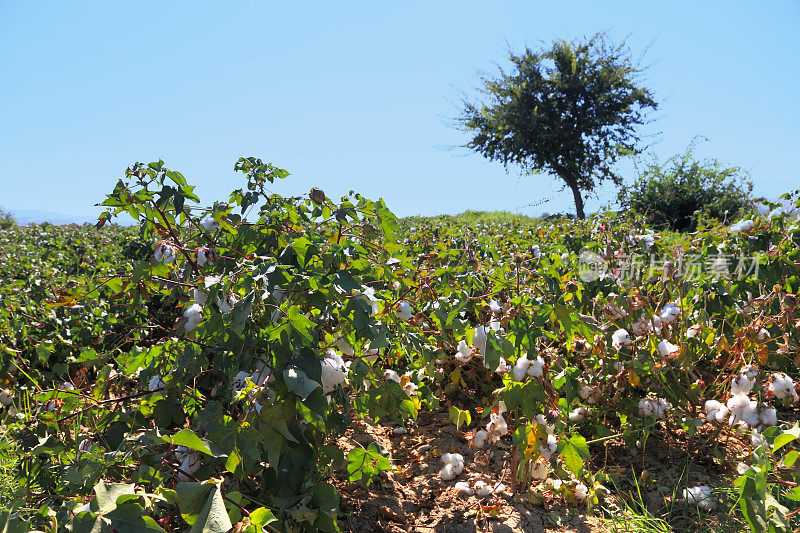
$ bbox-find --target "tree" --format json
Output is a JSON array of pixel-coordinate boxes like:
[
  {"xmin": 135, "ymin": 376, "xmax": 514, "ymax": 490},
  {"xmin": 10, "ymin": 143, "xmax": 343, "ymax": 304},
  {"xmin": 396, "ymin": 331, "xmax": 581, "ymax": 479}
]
[
  {"xmin": 618, "ymin": 146, "xmax": 753, "ymax": 231},
  {"xmin": 457, "ymin": 33, "xmax": 657, "ymax": 219}
]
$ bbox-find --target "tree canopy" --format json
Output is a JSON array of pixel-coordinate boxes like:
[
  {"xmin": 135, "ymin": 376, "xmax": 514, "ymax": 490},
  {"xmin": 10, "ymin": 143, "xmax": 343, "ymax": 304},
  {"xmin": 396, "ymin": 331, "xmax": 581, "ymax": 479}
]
[{"xmin": 457, "ymin": 33, "xmax": 657, "ymax": 219}]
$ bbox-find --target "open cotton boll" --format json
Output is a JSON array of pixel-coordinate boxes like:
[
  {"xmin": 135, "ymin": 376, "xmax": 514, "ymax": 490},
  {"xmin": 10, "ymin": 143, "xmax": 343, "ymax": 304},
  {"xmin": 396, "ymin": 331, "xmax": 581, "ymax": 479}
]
[
  {"xmin": 397, "ymin": 301, "xmax": 413, "ymax": 321},
  {"xmin": 0, "ymin": 389, "xmax": 13, "ymax": 407},
  {"xmin": 403, "ymin": 381, "xmax": 418, "ymax": 396},
  {"xmin": 683, "ymin": 486, "xmax": 716, "ymax": 510},
  {"xmin": 686, "ymin": 324, "xmax": 703, "ymax": 338},
  {"xmin": 731, "ymin": 219, "xmax": 755, "ymax": 233},
  {"xmin": 202, "ymin": 217, "xmax": 219, "ymax": 232},
  {"xmin": 148, "ymin": 375, "xmax": 166, "ymax": 392},
  {"xmin": 574, "ymin": 483, "xmax": 589, "ymax": 501},
  {"xmin": 639, "ymin": 397, "xmax": 671, "ymax": 419},
  {"xmin": 473, "ymin": 326, "xmax": 489, "ymax": 354},
  {"xmin": 569, "ymin": 406, "xmax": 591, "ymax": 422},
  {"xmin": 474, "ymin": 481, "xmax": 494, "ymax": 498},
  {"xmin": 526, "ymin": 355, "xmax": 545, "ymax": 378},
  {"xmin": 178, "ymin": 451, "xmax": 202, "ymax": 481},
  {"xmin": 216, "ymin": 293, "xmax": 239, "ymax": 314},
  {"xmin": 659, "ymin": 303, "xmax": 680, "ymax": 325},
  {"xmin": 489, "ymin": 299, "xmax": 502, "ymax": 315},
  {"xmin": 183, "ymin": 303, "xmax": 204, "ymax": 332},
  {"xmin": 513, "ymin": 356, "xmax": 532, "ymax": 381},
  {"xmin": 153, "ymin": 241, "xmax": 177, "ymax": 263},
  {"xmin": 455, "ymin": 340, "xmax": 472, "ymax": 365},
  {"xmin": 494, "ymin": 358, "xmax": 509, "ymax": 375},
  {"xmin": 704, "ymin": 400, "xmax": 730, "ymax": 423},
  {"xmin": 604, "ymin": 303, "xmax": 627, "ymax": 320},
  {"xmin": 768, "ymin": 372, "xmax": 799, "ymax": 402},
  {"xmin": 751, "ymin": 429, "xmax": 766, "ymax": 448},
  {"xmin": 561, "ymin": 252, "xmax": 570, "ymax": 261},
  {"xmin": 657, "ymin": 340, "xmax": 680, "ymax": 358},
  {"xmin": 757, "ymin": 328, "xmax": 771, "ymax": 341},
  {"xmin": 530, "ymin": 461, "xmax": 549, "ymax": 480},
  {"xmin": 384, "ymin": 369, "xmax": 401, "ymax": 383},
  {"xmin": 355, "ymin": 286, "xmax": 380, "ymax": 315},
  {"xmin": 473, "ymin": 429, "xmax": 489, "ymax": 448},
  {"xmin": 759, "ymin": 405, "xmax": 778, "ymax": 426},
  {"xmin": 579, "ymin": 385, "xmax": 600, "ymax": 404},
  {"xmin": 320, "ymin": 350, "xmax": 347, "ymax": 393},
  {"xmin": 731, "ymin": 373, "xmax": 756, "ymax": 395},
  {"xmin": 231, "ymin": 371, "xmax": 252, "ymax": 394},
  {"xmin": 611, "ymin": 329, "xmax": 631, "ymax": 350},
  {"xmin": 454, "ymin": 481, "xmax": 473, "ymax": 496},
  {"xmin": 193, "ymin": 289, "xmax": 207, "ymax": 306}
]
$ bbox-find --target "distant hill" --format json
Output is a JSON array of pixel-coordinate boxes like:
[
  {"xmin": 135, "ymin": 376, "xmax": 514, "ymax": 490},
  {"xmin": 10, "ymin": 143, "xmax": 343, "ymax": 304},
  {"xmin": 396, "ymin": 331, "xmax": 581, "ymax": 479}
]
[{"xmin": 11, "ymin": 209, "xmax": 96, "ymax": 225}]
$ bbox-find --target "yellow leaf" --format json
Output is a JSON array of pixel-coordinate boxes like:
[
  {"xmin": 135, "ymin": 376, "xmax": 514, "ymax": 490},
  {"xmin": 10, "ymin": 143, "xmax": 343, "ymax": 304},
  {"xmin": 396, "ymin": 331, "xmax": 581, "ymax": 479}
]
[{"xmin": 628, "ymin": 369, "xmax": 640, "ymax": 387}]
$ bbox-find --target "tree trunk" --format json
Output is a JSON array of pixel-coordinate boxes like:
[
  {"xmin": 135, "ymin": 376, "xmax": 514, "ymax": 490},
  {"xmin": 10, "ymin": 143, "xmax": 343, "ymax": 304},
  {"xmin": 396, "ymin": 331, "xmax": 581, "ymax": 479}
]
[{"xmin": 567, "ymin": 180, "xmax": 586, "ymax": 220}]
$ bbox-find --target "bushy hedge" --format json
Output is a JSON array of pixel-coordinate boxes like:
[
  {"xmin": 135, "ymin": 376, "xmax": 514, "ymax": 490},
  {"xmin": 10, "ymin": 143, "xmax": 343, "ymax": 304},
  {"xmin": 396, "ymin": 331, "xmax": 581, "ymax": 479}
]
[{"xmin": 618, "ymin": 149, "xmax": 753, "ymax": 231}]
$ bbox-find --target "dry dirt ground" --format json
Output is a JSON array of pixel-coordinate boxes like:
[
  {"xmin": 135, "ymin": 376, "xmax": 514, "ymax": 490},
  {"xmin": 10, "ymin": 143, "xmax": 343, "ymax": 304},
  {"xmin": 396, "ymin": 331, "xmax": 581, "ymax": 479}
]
[{"xmin": 331, "ymin": 408, "xmax": 604, "ymax": 533}]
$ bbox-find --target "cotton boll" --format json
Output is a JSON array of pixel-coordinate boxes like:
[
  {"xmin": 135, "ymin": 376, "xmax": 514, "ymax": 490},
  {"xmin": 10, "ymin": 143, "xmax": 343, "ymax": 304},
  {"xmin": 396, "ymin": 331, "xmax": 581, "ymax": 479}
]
[
  {"xmin": 683, "ymin": 486, "xmax": 716, "ymax": 510},
  {"xmin": 178, "ymin": 454, "xmax": 201, "ymax": 481},
  {"xmin": 659, "ymin": 303, "xmax": 680, "ymax": 325},
  {"xmin": 384, "ymin": 369, "xmax": 401, "ymax": 383},
  {"xmin": 740, "ymin": 364, "xmax": 758, "ymax": 380},
  {"xmin": 495, "ymin": 358, "xmax": 509, "ymax": 375},
  {"xmin": 731, "ymin": 219, "xmax": 755, "ymax": 233},
  {"xmin": 526, "ymin": 355, "xmax": 545, "ymax": 378},
  {"xmin": 579, "ymin": 385, "xmax": 600, "ymax": 404},
  {"xmin": 193, "ymin": 289, "xmax": 207, "ymax": 306},
  {"xmin": 751, "ymin": 429, "xmax": 766, "ymax": 448},
  {"xmin": 0, "ymin": 389, "xmax": 13, "ymax": 407},
  {"xmin": 183, "ymin": 303, "xmax": 204, "ymax": 332},
  {"xmin": 473, "ymin": 429, "xmax": 489, "ymax": 449},
  {"xmin": 757, "ymin": 328, "xmax": 771, "ymax": 341},
  {"xmin": 768, "ymin": 372, "xmax": 799, "ymax": 402},
  {"xmin": 392, "ymin": 427, "xmax": 407, "ymax": 435},
  {"xmin": 574, "ymin": 483, "xmax": 589, "ymax": 501},
  {"xmin": 513, "ymin": 356, "xmax": 532, "ymax": 381},
  {"xmin": 397, "ymin": 301, "xmax": 413, "ymax": 321},
  {"xmin": 473, "ymin": 326, "xmax": 488, "ymax": 354},
  {"xmin": 731, "ymin": 373, "xmax": 755, "ymax": 395},
  {"xmin": 569, "ymin": 406, "xmax": 591, "ymax": 422},
  {"xmin": 539, "ymin": 434, "xmax": 557, "ymax": 460},
  {"xmin": 475, "ymin": 481, "xmax": 493, "ymax": 498},
  {"xmin": 202, "ymin": 217, "xmax": 219, "ymax": 233},
  {"xmin": 686, "ymin": 324, "xmax": 703, "ymax": 338},
  {"xmin": 216, "ymin": 293, "xmax": 238, "ymax": 314},
  {"xmin": 638, "ymin": 397, "xmax": 671, "ymax": 420},
  {"xmin": 148, "ymin": 375, "xmax": 166, "ymax": 392},
  {"xmin": 611, "ymin": 329, "xmax": 631, "ymax": 350},
  {"xmin": 455, "ymin": 340, "xmax": 472, "ymax": 365},
  {"xmin": 320, "ymin": 350, "xmax": 347, "ymax": 393},
  {"xmin": 489, "ymin": 299, "xmax": 502, "ymax": 315},
  {"xmin": 61, "ymin": 381, "xmax": 75, "ymax": 391},
  {"xmin": 231, "ymin": 371, "xmax": 252, "ymax": 394},
  {"xmin": 657, "ymin": 339, "xmax": 680, "ymax": 358},
  {"xmin": 454, "ymin": 481, "xmax": 473, "ymax": 496},
  {"xmin": 704, "ymin": 400, "xmax": 726, "ymax": 422},
  {"xmin": 604, "ymin": 304, "xmax": 627, "ymax": 320},
  {"xmin": 759, "ymin": 405, "xmax": 778, "ymax": 426},
  {"xmin": 530, "ymin": 461, "xmax": 549, "ymax": 480},
  {"xmin": 561, "ymin": 252, "xmax": 570, "ymax": 262},
  {"xmin": 403, "ymin": 381, "xmax": 418, "ymax": 396}
]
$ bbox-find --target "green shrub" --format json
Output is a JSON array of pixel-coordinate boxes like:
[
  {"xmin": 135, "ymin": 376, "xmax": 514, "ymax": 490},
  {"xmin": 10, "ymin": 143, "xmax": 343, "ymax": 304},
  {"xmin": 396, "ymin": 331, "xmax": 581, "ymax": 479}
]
[
  {"xmin": 618, "ymin": 148, "xmax": 753, "ymax": 231},
  {"xmin": 0, "ymin": 208, "xmax": 15, "ymax": 230}
]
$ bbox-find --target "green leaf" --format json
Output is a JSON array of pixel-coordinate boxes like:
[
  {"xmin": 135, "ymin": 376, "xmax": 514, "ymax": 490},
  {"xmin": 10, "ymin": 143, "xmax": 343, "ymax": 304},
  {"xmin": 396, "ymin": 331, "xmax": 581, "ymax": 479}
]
[
  {"xmin": 175, "ymin": 481, "xmax": 232, "ymax": 533},
  {"xmin": 773, "ymin": 424, "xmax": 800, "ymax": 452},
  {"xmin": 559, "ymin": 435, "xmax": 590, "ymax": 476},
  {"xmin": 449, "ymin": 406, "xmax": 471, "ymax": 430},
  {"xmin": 283, "ymin": 367, "xmax": 320, "ymax": 400},
  {"xmin": 161, "ymin": 429, "xmax": 214, "ymax": 457}
]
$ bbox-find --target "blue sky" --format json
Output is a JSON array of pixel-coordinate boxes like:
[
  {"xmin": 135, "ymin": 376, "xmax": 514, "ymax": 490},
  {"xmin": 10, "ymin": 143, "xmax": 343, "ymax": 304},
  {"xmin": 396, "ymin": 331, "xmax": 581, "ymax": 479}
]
[{"xmin": 1, "ymin": 1, "xmax": 798, "ymax": 220}]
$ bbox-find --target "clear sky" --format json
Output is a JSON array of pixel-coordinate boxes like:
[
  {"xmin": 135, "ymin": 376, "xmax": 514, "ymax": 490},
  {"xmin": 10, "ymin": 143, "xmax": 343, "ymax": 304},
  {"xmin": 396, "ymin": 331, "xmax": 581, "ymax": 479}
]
[{"xmin": 1, "ymin": 1, "xmax": 798, "ymax": 220}]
